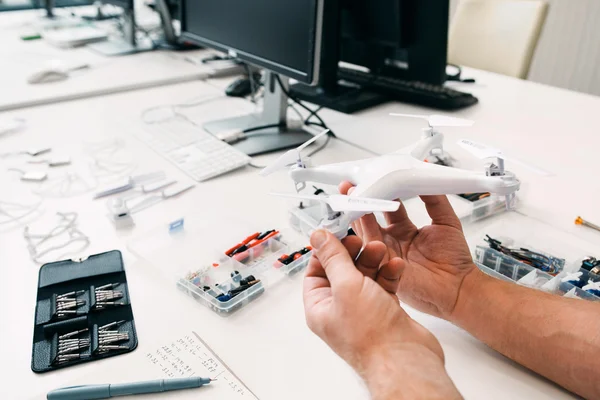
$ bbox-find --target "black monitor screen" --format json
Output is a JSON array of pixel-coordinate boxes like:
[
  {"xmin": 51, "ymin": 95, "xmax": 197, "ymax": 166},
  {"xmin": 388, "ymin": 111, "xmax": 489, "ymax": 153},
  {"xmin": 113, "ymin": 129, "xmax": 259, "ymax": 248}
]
[
  {"xmin": 100, "ymin": 0, "xmax": 133, "ymax": 9},
  {"xmin": 181, "ymin": 0, "xmax": 322, "ymax": 84},
  {"xmin": 0, "ymin": 0, "xmax": 93, "ymax": 12}
]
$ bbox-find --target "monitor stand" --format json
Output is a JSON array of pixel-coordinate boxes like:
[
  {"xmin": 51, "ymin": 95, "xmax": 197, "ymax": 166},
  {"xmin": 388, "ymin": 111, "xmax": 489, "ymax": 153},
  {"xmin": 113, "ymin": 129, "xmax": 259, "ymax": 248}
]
[
  {"xmin": 203, "ymin": 73, "xmax": 315, "ymax": 157},
  {"xmin": 151, "ymin": 0, "xmax": 198, "ymax": 51},
  {"xmin": 87, "ymin": 9, "xmax": 153, "ymax": 56},
  {"xmin": 81, "ymin": 2, "xmax": 121, "ymax": 21}
]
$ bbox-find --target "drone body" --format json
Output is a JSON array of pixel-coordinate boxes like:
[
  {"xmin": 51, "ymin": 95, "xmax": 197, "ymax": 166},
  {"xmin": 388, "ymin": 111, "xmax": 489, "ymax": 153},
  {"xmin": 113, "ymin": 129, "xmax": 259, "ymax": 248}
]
[{"xmin": 262, "ymin": 114, "xmax": 542, "ymax": 239}]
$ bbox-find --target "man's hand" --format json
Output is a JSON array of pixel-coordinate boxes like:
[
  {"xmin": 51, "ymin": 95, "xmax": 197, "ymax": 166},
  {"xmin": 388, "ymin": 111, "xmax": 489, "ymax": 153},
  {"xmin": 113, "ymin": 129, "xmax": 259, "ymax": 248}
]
[
  {"xmin": 336, "ymin": 184, "xmax": 600, "ymax": 399},
  {"xmin": 340, "ymin": 182, "xmax": 477, "ymax": 320},
  {"xmin": 304, "ymin": 230, "xmax": 462, "ymax": 399}
]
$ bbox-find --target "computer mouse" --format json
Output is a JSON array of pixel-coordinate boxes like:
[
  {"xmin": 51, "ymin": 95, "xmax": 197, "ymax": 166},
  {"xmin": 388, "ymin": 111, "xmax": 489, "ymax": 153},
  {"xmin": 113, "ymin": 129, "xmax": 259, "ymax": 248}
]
[
  {"xmin": 225, "ymin": 77, "xmax": 253, "ymax": 98},
  {"xmin": 27, "ymin": 69, "xmax": 69, "ymax": 85}
]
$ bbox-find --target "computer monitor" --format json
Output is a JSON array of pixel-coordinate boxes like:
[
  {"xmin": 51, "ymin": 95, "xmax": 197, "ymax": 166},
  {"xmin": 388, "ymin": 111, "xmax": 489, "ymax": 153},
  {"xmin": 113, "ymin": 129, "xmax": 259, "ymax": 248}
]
[
  {"xmin": 0, "ymin": 0, "xmax": 93, "ymax": 15},
  {"xmin": 147, "ymin": 0, "xmax": 196, "ymax": 50},
  {"xmin": 87, "ymin": 0, "xmax": 154, "ymax": 55},
  {"xmin": 290, "ymin": 0, "xmax": 450, "ymax": 113},
  {"xmin": 341, "ymin": 0, "xmax": 448, "ymax": 85},
  {"xmin": 180, "ymin": 0, "xmax": 326, "ymax": 156}
]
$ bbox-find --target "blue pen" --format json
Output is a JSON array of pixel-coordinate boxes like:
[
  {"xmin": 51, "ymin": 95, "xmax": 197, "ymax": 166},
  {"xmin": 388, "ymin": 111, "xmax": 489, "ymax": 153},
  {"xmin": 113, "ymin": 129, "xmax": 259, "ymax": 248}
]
[{"xmin": 47, "ymin": 377, "xmax": 213, "ymax": 400}]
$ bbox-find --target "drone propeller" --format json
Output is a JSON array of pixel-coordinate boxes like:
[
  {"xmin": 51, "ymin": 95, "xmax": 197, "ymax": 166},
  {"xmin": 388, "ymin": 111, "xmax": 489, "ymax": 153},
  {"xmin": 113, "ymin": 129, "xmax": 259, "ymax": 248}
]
[
  {"xmin": 270, "ymin": 193, "xmax": 400, "ymax": 213},
  {"xmin": 390, "ymin": 113, "xmax": 474, "ymax": 128},
  {"xmin": 260, "ymin": 129, "xmax": 330, "ymax": 177},
  {"xmin": 457, "ymin": 139, "xmax": 553, "ymax": 176}
]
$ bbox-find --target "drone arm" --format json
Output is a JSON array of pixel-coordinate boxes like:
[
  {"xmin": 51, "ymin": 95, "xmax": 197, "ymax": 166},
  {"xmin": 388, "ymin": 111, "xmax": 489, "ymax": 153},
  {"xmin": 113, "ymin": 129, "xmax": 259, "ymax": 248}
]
[
  {"xmin": 396, "ymin": 131, "xmax": 445, "ymax": 161},
  {"xmin": 342, "ymin": 164, "xmax": 520, "ymax": 223},
  {"xmin": 289, "ymin": 161, "xmax": 367, "ymax": 186},
  {"xmin": 409, "ymin": 165, "xmax": 521, "ymax": 196}
]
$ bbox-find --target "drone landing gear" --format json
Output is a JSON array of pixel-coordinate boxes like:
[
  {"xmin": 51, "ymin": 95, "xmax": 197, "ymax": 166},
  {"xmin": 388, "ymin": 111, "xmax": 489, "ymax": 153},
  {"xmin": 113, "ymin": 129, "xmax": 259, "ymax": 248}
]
[{"xmin": 485, "ymin": 157, "xmax": 518, "ymax": 210}]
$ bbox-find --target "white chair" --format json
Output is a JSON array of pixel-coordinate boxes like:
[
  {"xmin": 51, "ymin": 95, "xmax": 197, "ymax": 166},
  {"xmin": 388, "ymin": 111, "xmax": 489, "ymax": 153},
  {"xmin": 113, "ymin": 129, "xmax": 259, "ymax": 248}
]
[{"xmin": 448, "ymin": 0, "xmax": 549, "ymax": 79}]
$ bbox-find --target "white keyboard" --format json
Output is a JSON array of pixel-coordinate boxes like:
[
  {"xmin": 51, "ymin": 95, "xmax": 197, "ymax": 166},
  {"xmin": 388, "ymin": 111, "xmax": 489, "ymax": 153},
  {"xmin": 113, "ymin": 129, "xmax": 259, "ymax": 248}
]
[{"xmin": 136, "ymin": 117, "xmax": 251, "ymax": 182}]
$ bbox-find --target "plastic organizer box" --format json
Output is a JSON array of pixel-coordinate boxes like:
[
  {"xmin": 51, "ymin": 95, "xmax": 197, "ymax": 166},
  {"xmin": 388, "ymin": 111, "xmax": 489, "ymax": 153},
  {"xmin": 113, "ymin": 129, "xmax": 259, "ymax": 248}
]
[
  {"xmin": 475, "ymin": 246, "xmax": 600, "ymax": 302},
  {"xmin": 469, "ymin": 212, "xmax": 600, "ymax": 302},
  {"xmin": 129, "ymin": 217, "xmax": 312, "ymax": 315}
]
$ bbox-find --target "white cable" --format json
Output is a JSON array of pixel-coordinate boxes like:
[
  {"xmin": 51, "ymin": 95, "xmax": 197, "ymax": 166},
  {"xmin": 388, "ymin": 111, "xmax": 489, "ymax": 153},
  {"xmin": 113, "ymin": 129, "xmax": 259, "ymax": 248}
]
[
  {"xmin": 23, "ymin": 212, "xmax": 90, "ymax": 264},
  {"xmin": 0, "ymin": 198, "xmax": 42, "ymax": 226},
  {"xmin": 86, "ymin": 139, "xmax": 138, "ymax": 183},
  {"xmin": 141, "ymin": 95, "xmax": 226, "ymax": 125},
  {"xmin": 33, "ymin": 171, "xmax": 96, "ymax": 198}
]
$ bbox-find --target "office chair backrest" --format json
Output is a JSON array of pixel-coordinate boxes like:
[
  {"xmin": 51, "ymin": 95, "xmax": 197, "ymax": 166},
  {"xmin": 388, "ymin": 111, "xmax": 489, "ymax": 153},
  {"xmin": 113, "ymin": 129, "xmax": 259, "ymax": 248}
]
[{"xmin": 448, "ymin": 0, "xmax": 549, "ymax": 79}]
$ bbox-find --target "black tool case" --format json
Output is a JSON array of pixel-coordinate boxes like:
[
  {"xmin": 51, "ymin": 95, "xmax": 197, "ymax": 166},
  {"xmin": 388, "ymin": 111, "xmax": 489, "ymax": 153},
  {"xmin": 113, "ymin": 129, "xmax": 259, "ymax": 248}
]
[{"xmin": 31, "ymin": 250, "xmax": 138, "ymax": 372}]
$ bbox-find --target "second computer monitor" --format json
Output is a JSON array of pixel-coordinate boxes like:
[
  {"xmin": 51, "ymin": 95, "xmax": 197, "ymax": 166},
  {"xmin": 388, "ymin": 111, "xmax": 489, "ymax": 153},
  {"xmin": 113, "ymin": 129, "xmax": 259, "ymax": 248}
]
[
  {"xmin": 340, "ymin": 0, "xmax": 449, "ymax": 85},
  {"xmin": 180, "ymin": 0, "xmax": 324, "ymax": 85}
]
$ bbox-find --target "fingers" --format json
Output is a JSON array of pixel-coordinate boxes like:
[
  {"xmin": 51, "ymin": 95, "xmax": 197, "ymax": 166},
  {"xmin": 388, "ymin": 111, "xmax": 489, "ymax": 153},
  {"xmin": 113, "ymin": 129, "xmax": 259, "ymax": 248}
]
[
  {"xmin": 355, "ymin": 241, "xmax": 387, "ymax": 280},
  {"xmin": 351, "ymin": 221, "xmax": 363, "ymax": 238},
  {"xmin": 346, "ymin": 185, "xmax": 384, "ymax": 242},
  {"xmin": 338, "ymin": 181, "xmax": 353, "ymax": 196},
  {"xmin": 376, "ymin": 257, "xmax": 404, "ymax": 294},
  {"xmin": 420, "ymin": 195, "xmax": 463, "ymax": 230},
  {"xmin": 358, "ymin": 213, "xmax": 384, "ymax": 243},
  {"xmin": 342, "ymin": 235, "xmax": 363, "ymax": 260},
  {"xmin": 310, "ymin": 230, "xmax": 362, "ymax": 292},
  {"xmin": 305, "ymin": 254, "xmax": 327, "ymax": 280},
  {"xmin": 384, "ymin": 200, "xmax": 418, "ymax": 233}
]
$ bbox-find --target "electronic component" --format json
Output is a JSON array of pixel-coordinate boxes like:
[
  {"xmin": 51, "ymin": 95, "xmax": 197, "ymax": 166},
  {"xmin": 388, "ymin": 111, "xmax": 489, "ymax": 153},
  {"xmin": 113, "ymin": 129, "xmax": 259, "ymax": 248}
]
[
  {"xmin": 136, "ymin": 117, "xmax": 251, "ymax": 182},
  {"xmin": 582, "ymin": 281, "xmax": 600, "ymax": 297},
  {"xmin": 225, "ymin": 230, "xmax": 280, "ymax": 261},
  {"xmin": 28, "ymin": 155, "xmax": 71, "ymax": 167},
  {"xmin": 211, "ymin": 275, "xmax": 262, "ymax": 303},
  {"xmin": 484, "ymin": 235, "xmax": 564, "ymax": 275},
  {"xmin": 581, "ymin": 257, "xmax": 600, "ymax": 275},
  {"xmin": 21, "ymin": 171, "xmax": 49, "ymax": 182},
  {"xmin": 274, "ymin": 246, "xmax": 312, "ymax": 268},
  {"xmin": 169, "ymin": 218, "xmax": 184, "ymax": 232},
  {"xmin": 458, "ymin": 192, "xmax": 491, "ymax": 202},
  {"xmin": 562, "ymin": 272, "xmax": 589, "ymax": 289},
  {"xmin": 94, "ymin": 171, "xmax": 166, "ymax": 199}
]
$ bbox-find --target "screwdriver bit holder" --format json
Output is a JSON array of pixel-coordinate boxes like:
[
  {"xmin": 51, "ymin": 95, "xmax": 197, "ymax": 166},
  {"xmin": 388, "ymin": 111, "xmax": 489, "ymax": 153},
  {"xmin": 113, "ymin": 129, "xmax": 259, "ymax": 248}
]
[{"xmin": 31, "ymin": 250, "xmax": 138, "ymax": 373}]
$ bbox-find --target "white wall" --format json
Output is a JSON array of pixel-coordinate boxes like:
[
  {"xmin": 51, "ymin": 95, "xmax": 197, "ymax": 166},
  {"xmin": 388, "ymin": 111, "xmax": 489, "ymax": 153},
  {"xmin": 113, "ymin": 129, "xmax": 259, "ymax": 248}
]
[{"xmin": 450, "ymin": 0, "xmax": 600, "ymax": 96}]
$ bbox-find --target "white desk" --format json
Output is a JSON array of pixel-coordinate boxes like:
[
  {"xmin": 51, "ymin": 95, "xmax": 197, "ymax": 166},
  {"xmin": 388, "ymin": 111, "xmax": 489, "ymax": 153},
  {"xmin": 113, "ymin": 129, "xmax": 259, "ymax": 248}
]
[
  {"xmin": 0, "ymin": 80, "xmax": 583, "ymax": 400},
  {"xmin": 0, "ymin": 8, "xmax": 213, "ymax": 112}
]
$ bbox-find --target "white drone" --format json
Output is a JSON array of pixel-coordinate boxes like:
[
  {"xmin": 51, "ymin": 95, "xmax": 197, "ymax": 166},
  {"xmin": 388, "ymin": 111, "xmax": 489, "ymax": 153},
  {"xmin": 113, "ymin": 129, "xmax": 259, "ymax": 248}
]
[{"xmin": 260, "ymin": 113, "xmax": 548, "ymax": 239}]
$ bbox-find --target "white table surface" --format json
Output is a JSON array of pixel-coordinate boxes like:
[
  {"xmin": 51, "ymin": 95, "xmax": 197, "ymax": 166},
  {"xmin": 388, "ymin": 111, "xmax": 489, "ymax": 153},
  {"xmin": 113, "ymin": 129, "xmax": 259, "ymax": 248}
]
[
  {"xmin": 0, "ymin": 8, "xmax": 214, "ymax": 112},
  {"xmin": 1, "ymin": 75, "xmax": 592, "ymax": 399}
]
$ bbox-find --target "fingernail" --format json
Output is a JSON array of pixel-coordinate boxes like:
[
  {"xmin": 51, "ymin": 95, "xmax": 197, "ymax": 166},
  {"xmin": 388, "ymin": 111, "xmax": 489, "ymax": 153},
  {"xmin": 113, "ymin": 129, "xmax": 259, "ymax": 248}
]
[{"xmin": 310, "ymin": 230, "xmax": 327, "ymax": 250}]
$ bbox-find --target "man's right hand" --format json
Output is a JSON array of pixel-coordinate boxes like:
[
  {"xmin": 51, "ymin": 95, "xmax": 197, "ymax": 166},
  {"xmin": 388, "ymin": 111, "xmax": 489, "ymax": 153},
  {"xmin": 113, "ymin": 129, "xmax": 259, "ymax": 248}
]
[{"xmin": 340, "ymin": 182, "xmax": 480, "ymax": 321}]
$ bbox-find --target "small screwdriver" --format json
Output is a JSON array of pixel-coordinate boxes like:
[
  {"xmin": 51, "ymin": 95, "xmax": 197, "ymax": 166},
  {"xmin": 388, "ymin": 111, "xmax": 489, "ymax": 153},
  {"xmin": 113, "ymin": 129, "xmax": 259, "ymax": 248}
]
[{"xmin": 575, "ymin": 216, "xmax": 600, "ymax": 233}]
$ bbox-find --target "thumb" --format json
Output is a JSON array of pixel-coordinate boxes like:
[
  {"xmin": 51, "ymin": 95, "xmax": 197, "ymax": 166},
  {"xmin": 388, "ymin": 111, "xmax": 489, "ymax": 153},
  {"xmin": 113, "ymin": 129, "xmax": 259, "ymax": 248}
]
[{"xmin": 310, "ymin": 230, "xmax": 362, "ymax": 293}]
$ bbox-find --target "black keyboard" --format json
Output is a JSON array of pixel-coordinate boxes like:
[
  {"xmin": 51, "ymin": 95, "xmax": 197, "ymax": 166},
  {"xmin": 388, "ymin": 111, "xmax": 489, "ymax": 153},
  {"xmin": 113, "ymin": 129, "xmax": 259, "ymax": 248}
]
[{"xmin": 338, "ymin": 67, "xmax": 478, "ymax": 110}]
